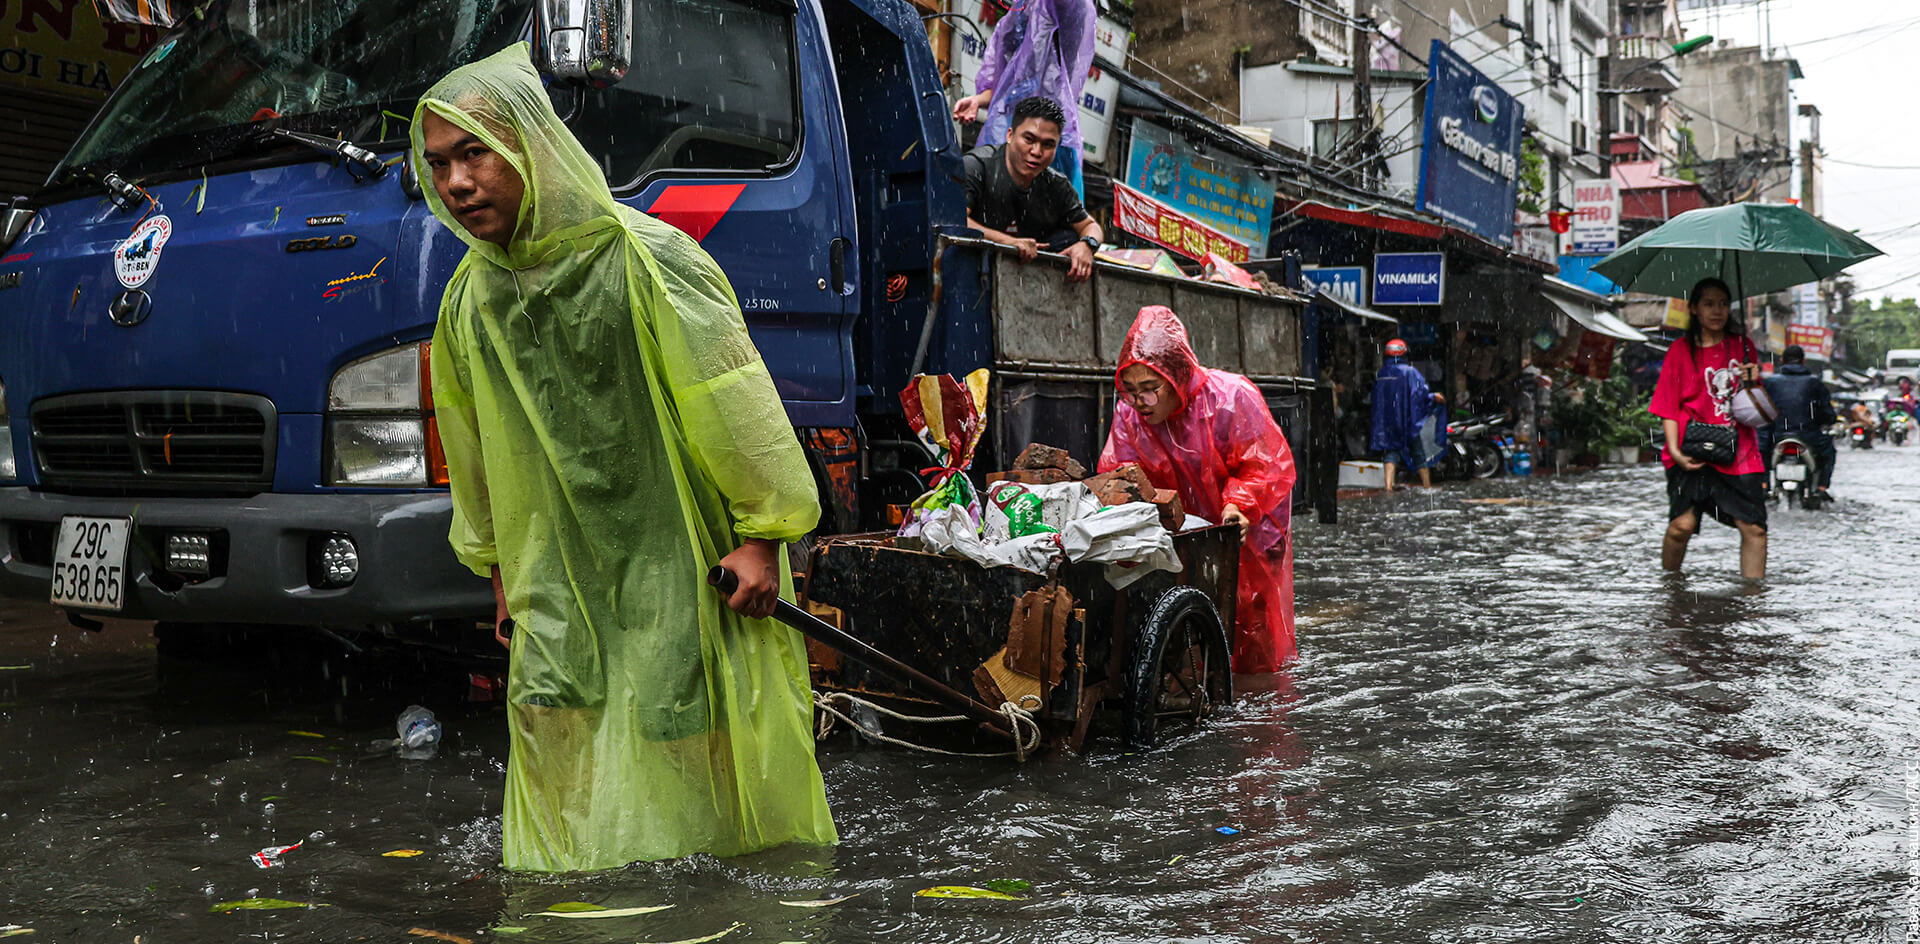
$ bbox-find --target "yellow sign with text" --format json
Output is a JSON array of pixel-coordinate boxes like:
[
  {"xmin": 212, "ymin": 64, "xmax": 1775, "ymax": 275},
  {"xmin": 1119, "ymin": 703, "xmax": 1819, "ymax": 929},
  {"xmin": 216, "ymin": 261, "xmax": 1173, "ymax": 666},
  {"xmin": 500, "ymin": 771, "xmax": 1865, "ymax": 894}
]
[
  {"xmin": 1, "ymin": 2, "xmax": 162, "ymax": 100},
  {"xmin": 1662, "ymin": 297, "xmax": 1690, "ymax": 330}
]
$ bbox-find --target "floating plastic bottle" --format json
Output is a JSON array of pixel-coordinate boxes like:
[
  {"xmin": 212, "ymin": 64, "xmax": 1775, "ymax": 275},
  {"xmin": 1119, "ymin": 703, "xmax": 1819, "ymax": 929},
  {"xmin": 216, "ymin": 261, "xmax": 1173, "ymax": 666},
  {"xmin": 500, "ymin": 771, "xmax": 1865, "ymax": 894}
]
[{"xmin": 396, "ymin": 705, "xmax": 441, "ymax": 760}]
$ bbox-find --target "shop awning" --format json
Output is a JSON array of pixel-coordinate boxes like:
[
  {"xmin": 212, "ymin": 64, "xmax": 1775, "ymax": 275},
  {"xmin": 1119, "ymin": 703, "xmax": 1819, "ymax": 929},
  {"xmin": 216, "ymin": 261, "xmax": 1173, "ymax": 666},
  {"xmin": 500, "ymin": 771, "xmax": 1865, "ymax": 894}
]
[
  {"xmin": 1540, "ymin": 276, "xmax": 1646, "ymax": 342},
  {"xmin": 1315, "ymin": 288, "xmax": 1398, "ymax": 324}
]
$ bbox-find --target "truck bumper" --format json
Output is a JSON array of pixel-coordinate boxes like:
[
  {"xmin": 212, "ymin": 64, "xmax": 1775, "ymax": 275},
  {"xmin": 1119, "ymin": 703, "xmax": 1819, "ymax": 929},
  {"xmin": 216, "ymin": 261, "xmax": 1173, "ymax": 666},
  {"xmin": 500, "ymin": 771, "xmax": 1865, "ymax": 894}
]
[{"xmin": 0, "ymin": 488, "xmax": 490, "ymax": 624}]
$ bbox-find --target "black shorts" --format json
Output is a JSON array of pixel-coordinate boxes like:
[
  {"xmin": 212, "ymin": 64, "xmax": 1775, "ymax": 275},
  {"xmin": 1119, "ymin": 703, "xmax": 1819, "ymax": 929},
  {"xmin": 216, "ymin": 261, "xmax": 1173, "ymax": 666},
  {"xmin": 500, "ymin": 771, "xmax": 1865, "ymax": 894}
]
[{"xmin": 1667, "ymin": 465, "xmax": 1767, "ymax": 531}]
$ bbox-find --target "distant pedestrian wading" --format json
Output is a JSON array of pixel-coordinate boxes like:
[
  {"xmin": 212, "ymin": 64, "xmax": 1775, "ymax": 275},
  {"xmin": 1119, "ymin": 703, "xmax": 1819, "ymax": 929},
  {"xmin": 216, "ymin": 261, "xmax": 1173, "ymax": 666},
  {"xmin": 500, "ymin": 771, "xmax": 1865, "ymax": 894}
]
[{"xmin": 1369, "ymin": 338, "xmax": 1446, "ymax": 491}]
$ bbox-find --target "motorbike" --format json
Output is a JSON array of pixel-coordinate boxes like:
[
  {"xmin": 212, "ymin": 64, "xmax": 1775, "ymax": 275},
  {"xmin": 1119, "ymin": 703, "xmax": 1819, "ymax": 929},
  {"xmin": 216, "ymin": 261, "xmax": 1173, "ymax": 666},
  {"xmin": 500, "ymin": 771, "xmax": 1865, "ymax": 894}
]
[
  {"xmin": 1848, "ymin": 422, "xmax": 1875, "ymax": 450},
  {"xmin": 1886, "ymin": 409, "xmax": 1912, "ymax": 446},
  {"xmin": 1438, "ymin": 412, "xmax": 1511, "ymax": 479},
  {"xmin": 1768, "ymin": 436, "xmax": 1826, "ymax": 510}
]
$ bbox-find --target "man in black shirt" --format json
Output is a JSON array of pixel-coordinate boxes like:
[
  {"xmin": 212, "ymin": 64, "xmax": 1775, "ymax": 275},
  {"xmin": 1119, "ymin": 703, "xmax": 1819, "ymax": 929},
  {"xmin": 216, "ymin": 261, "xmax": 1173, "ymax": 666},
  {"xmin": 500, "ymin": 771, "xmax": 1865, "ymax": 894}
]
[{"xmin": 963, "ymin": 96, "xmax": 1103, "ymax": 282}]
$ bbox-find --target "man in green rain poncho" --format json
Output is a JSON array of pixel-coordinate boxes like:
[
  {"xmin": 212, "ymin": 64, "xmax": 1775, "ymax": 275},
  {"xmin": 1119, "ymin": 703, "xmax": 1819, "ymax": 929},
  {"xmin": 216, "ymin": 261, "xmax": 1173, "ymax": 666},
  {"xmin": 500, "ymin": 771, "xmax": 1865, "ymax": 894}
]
[{"xmin": 411, "ymin": 44, "xmax": 836, "ymax": 871}]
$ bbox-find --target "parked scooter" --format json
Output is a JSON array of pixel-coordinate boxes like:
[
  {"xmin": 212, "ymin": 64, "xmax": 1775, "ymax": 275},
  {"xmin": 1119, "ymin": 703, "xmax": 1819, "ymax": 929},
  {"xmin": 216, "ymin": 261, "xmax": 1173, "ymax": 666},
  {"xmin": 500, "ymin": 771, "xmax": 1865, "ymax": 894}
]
[
  {"xmin": 1769, "ymin": 436, "xmax": 1826, "ymax": 510},
  {"xmin": 1848, "ymin": 422, "xmax": 1875, "ymax": 450},
  {"xmin": 1439, "ymin": 412, "xmax": 1511, "ymax": 479}
]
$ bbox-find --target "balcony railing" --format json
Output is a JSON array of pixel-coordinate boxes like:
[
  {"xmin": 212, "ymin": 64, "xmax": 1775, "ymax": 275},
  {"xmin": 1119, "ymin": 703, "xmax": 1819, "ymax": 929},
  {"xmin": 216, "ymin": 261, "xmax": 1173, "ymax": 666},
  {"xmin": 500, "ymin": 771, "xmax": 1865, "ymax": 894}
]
[
  {"xmin": 1302, "ymin": 0, "xmax": 1353, "ymax": 67},
  {"xmin": 1612, "ymin": 35, "xmax": 1681, "ymax": 93}
]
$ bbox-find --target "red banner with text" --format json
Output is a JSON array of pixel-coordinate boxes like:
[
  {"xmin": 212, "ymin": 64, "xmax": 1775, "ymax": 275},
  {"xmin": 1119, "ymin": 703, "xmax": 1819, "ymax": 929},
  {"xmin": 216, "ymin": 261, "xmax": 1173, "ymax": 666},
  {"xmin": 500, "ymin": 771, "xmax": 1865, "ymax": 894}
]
[
  {"xmin": 1111, "ymin": 181, "xmax": 1250, "ymax": 264},
  {"xmin": 1786, "ymin": 324, "xmax": 1834, "ymax": 359}
]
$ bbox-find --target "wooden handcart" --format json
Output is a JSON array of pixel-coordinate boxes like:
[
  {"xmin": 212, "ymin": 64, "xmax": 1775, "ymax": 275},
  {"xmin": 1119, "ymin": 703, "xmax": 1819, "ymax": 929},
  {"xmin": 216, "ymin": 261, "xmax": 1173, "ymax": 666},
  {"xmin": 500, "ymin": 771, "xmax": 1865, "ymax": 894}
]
[{"xmin": 788, "ymin": 525, "xmax": 1241, "ymax": 756}]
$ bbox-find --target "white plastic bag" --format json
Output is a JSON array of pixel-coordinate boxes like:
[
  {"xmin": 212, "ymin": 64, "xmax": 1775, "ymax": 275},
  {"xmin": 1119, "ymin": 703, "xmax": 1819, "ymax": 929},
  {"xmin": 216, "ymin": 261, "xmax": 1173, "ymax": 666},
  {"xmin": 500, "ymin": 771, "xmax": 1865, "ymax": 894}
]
[
  {"xmin": 912, "ymin": 502, "xmax": 1064, "ymax": 572},
  {"xmin": 1059, "ymin": 502, "xmax": 1182, "ymax": 589},
  {"xmin": 1729, "ymin": 385, "xmax": 1778, "ymax": 428}
]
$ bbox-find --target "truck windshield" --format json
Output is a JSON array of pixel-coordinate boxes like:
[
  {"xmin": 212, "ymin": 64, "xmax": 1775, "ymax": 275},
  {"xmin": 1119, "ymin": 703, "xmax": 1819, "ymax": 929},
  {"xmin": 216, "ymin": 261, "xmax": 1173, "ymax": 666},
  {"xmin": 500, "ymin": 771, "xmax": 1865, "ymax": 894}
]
[{"xmin": 50, "ymin": 0, "xmax": 531, "ymax": 187}]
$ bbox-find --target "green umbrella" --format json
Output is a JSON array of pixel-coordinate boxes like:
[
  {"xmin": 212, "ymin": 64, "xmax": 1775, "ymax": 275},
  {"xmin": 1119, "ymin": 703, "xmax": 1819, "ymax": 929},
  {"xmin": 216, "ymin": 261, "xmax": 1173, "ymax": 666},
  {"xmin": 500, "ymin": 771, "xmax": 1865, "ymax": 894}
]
[{"xmin": 1592, "ymin": 202, "xmax": 1882, "ymax": 300}]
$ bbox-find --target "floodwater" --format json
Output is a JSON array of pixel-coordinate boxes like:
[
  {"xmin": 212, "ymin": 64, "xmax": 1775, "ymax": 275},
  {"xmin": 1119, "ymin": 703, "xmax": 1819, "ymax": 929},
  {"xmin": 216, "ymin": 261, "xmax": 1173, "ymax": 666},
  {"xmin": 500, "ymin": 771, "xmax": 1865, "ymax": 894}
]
[{"xmin": 3, "ymin": 450, "xmax": 1917, "ymax": 943}]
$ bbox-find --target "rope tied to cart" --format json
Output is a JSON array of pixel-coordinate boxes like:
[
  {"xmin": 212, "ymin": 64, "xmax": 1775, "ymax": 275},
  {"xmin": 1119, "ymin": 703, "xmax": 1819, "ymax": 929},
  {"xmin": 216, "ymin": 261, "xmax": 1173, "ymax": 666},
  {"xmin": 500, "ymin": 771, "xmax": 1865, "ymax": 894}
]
[{"xmin": 813, "ymin": 691, "xmax": 1044, "ymax": 762}]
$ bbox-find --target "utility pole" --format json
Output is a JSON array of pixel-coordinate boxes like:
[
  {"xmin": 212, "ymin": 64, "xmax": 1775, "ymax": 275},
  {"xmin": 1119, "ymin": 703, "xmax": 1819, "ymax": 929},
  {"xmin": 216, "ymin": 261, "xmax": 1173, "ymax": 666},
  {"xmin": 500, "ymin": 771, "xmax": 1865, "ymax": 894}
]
[
  {"xmin": 1597, "ymin": 50, "xmax": 1614, "ymax": 180},
  {"xmin": 1798, "ymin": 103, "xmax": 1821, "ymax": 217},
  {"xmin": 1352, "ymin": 12, "xmax": 1377, "ymax": 191}
]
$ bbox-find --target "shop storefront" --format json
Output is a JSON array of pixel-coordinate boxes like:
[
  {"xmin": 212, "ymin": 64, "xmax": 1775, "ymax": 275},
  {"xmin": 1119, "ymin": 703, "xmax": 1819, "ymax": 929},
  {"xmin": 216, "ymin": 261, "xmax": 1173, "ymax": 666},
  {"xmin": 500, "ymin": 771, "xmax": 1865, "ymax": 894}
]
[
  {"xmin": 1257, "ymin": 199, "xmax": 1554, "ymax": 457},
  {"xmin": 1, "ymin": 8, "xmax": 160, "ymax": 199}
]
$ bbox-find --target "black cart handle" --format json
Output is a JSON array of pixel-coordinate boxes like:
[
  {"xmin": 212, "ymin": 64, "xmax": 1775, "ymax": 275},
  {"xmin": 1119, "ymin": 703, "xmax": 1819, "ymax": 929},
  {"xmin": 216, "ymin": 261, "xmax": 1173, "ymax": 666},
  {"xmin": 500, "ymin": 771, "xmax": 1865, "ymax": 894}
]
[{"xmin": 706, "ymin": 565, "xmax": 1014, "ymax": 736}]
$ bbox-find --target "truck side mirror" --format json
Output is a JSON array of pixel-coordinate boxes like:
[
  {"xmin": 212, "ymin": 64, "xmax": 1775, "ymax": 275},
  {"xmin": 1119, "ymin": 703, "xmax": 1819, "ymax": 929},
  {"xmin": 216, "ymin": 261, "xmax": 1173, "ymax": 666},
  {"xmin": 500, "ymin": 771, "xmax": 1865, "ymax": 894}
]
[
  {"xmin": 399, "ymin": 152, "xmax": 425, "ymax": 201},
  {"xmin": 534, "ymin": 0, "xmax": 633, "ymax": 88}
]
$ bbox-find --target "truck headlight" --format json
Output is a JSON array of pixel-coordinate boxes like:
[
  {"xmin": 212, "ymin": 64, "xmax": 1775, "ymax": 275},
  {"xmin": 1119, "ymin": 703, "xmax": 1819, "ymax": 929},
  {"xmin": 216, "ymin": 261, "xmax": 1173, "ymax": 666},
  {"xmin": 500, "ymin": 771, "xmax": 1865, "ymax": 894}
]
[
  {"xmin": 324, "ymin": 344, "xmax": 446, "ymax": 487},
  {"xmin": 0, "ymin": 376, "xmax": 15, "ymax": 482}
]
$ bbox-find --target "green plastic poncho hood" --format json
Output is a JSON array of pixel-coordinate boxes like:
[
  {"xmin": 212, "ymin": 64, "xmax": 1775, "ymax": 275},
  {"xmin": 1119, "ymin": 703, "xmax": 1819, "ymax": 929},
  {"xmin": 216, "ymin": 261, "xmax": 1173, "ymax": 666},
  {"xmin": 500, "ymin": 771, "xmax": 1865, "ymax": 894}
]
[
  {"xmin": 414, "ymin": 43, "xmax": 835, "ymax": 871},
  {"xmin": 411, "ymin": 43, "xmax": 619, "ymax": 270}
]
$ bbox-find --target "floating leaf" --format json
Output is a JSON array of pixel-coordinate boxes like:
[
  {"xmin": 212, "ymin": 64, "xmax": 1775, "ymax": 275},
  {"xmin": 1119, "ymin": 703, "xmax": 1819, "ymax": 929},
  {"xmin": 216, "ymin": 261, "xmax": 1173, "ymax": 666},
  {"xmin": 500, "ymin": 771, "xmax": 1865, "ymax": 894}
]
[
  {"xmin": 0, "ymin": 929, "xmax": 33, "ymax": 938},
  {"xmin": 914, "ymin": 886, "xmax": 1026, "ymax": 901},
  {"xmin": 210, "ymin": 898, "xmax": 329, "ymax": 913},
  {"xmin": 534, "ymin": 904, "xmax": 674, "ymax": 919},
  {"xmin": 778, "ymin": 894, "xmax": 857, "ymax": 907},
  {"xmin": 260, "ymin": 796, "xmax": 285, "ymax": 802},
  {"xmin": 407, "ymin": 929, "xmax": 473, "ymax": 944},
  {"xmin": 0, "ymin": 665, "xmax": 31, "ymax": 671},
  {"xmin": 383, "ymin": 849, "xmax": 425, "ymax": 858},
  {"xmin": 1167, "ymin": 854, "xmax": 1186, "ymax": 865},
  {"xmin": 981, "ymin": 879, "xmax": 1031, "ymax": 895},
  {"xmin": 287, "ymin": 730, "xmax": 326, "ymax": 738},
  {"xmin": 290, "ymin": 755, "xmax": 331, "ymax": 764},
  {"xmin": 492, "ymin": 929, "xmax": 526, "ymax": 936},
  {"xmin": 638, "ymin": 922, "xmax": 744, "ymax": 944}
]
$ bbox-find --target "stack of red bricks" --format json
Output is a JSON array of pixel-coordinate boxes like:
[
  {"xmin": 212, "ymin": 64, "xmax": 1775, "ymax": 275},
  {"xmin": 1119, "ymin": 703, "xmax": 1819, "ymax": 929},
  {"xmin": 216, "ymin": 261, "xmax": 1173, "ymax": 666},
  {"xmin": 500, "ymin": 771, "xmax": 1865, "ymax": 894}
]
[{"xmin": 989, "ymin": 443, "xmax": 1186, "ymax": 533}]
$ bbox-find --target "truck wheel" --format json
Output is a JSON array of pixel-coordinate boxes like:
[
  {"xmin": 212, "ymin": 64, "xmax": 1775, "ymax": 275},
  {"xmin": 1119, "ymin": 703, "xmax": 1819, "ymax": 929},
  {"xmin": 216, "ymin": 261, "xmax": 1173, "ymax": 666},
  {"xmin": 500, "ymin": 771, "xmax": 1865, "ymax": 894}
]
[{"xmin": 1123, "ymin": 586, "xmax": 1232, "ymax": 751}]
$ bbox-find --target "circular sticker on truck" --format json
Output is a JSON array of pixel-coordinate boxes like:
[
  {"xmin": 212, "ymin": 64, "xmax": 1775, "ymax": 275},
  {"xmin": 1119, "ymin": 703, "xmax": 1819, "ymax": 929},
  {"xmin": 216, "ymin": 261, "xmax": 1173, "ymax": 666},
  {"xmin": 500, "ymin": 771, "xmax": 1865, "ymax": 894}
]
[{"xmin": 114, "ymin": 214, "xmax": 172, "ymax": 288}]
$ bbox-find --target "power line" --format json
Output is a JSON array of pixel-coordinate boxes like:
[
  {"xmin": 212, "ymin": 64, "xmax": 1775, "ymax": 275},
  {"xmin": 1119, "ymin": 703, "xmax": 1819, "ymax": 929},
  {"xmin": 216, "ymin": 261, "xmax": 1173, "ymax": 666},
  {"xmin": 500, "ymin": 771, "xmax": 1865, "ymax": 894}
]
[
  {"xmin": 1818, "ymin": 156, "xmax": 1920, "ymax": 171},
  {"xmin": 1850, "ymin": 266, "xmax": 1920, "ymax": 294}
]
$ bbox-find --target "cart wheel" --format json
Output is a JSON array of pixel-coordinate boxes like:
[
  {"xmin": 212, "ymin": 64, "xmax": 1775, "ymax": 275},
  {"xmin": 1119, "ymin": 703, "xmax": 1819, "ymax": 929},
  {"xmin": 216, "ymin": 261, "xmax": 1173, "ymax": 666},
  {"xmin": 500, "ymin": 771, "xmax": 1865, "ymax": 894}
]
[{"xmin": 1123, "ymin": 586, "xmax": 1233, "ymax": 751}]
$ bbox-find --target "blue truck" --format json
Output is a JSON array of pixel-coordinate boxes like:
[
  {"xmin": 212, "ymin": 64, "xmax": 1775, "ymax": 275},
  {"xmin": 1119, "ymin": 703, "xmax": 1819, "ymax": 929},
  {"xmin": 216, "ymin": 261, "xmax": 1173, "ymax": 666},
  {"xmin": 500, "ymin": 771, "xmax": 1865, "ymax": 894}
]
[{"xmin": 0, "ymin": 0, "xmax": 1308, "ymax": 643}]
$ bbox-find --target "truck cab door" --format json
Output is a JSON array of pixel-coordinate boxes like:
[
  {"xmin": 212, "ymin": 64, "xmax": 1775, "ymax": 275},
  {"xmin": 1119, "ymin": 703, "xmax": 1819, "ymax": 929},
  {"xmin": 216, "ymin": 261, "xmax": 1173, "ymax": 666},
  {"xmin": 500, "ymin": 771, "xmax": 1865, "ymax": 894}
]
[{"xmin": 567, "ymin": 0, "xmax": 858, "ymax": 429}]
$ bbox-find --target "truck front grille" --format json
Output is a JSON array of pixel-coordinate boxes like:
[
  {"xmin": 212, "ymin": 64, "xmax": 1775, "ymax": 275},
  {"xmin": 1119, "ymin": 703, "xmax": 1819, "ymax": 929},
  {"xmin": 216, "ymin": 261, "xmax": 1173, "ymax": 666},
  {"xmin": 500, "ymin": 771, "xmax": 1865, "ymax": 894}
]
[{"xmin": 31, "ymin": 392, "xmax": 277, "ymax": 496}]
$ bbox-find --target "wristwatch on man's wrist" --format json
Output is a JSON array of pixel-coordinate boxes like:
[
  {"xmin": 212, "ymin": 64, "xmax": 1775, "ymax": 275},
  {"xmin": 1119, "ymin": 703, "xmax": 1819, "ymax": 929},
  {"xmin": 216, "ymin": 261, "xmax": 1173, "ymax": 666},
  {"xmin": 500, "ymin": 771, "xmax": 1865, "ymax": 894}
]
[{"xmin": 1079, "ymin": 234, "xmax": 1099, "ymax": 252}]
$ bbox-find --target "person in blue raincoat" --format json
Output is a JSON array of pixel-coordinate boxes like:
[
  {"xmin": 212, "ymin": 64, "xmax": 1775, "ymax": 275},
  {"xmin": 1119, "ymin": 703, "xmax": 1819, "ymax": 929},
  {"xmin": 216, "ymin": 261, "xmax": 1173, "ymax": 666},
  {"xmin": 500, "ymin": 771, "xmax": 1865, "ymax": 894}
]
[{"xmin": 1371, "ymin": 339, "xmax": 1446, "ymax": 489}]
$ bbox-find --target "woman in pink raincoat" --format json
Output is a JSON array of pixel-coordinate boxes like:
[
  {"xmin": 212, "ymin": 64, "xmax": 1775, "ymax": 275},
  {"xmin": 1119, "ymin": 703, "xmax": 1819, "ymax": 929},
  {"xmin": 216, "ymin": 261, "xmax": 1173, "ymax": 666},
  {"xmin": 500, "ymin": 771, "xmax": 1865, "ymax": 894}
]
[{"xmin": 1100, "ymin": 306, "xmax": 1300, "ymax": 672}]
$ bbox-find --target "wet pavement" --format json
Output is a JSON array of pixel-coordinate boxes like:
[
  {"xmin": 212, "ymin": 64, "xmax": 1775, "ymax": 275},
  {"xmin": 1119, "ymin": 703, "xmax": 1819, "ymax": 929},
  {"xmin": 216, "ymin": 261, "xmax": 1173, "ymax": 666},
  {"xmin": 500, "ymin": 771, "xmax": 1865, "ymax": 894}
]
[{"xmin": 3, "ymin": 449, "xmax": 1918, "ymax": 943}]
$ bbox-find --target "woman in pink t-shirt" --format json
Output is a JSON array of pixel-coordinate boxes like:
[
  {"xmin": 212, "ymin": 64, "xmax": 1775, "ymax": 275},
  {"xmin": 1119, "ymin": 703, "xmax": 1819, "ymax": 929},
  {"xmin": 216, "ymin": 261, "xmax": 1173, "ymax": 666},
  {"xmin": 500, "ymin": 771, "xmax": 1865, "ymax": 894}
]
[{"xmin": 1649, "ymin": 277, "xmax": 1767, "ymax": 578}]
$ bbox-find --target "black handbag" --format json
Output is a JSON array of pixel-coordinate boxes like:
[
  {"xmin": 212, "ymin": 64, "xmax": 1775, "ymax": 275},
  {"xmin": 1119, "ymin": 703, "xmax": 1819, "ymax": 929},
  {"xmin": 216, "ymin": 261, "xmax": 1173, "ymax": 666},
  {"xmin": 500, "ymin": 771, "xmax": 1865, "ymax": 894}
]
[{"xmin": 1681, "ymin": 419, "xmax": 1737, "ymax": 466}]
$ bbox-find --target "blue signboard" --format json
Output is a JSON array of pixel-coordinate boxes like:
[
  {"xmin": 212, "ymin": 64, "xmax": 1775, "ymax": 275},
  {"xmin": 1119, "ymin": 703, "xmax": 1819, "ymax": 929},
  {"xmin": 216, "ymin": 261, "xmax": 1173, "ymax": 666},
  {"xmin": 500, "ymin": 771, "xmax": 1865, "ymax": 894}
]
[
  {"xmin": 1374, "ymin": 253, "xmax": 1445, "ymax": 306},
  {"xmin": 1416, "ymin": 40, "xmax": 1525, "ymax": 247},
  {"xmin": 1555, "ymin": 254, "xmax": 1621, "ymax": 296},
  {"xmin": 1301, "ymin": 266, "xmax": 1367, "ymax": 305},
  {"xmin": 1399, "ymin": 322, "xmax": 1441, "ymax": 346},
  {"xmin": 1125, "ymin": 121, "xmax": 1277, "ymax": 255}
]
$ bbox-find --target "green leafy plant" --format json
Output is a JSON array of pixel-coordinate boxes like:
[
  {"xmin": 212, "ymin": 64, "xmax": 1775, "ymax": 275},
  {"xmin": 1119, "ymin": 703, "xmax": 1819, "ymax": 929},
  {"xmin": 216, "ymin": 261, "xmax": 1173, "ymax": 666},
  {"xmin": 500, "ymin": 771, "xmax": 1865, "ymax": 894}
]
[
  {"xmin": 1517, "ymin": 138, "xmax": 1547, "ymax": 215},
  {"xmin": 1550, "ymin": 373, "xmax": 1659, "ymax": 452}
]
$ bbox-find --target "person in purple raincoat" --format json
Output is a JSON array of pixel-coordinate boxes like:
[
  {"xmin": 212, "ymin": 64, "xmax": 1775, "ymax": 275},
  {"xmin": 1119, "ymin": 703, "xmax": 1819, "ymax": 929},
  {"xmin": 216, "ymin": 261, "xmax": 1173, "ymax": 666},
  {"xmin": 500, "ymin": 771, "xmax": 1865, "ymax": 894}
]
[{"xmin": 951, "ymin": 0, "xmax": 1097, "ymax": 196}]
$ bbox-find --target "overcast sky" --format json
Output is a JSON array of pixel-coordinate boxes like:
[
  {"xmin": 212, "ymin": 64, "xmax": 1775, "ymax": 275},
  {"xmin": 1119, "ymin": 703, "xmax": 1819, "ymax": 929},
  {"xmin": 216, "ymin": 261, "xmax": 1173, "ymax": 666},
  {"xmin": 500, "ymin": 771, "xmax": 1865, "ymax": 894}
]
[{"xmin": 1678, "ymin": 1, "xmax": 1920, "ymax": 303}]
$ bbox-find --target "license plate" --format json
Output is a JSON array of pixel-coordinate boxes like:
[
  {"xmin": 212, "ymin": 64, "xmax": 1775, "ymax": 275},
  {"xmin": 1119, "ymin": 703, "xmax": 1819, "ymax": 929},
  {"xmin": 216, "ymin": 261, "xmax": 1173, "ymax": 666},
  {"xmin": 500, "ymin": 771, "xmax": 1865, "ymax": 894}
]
[
  {"xmin": 51, "ymin": 517, "xmax": 131, "ymax": 612},
  {"xmin": 1776, "ymin": 465, "xmax": 1807, "ymax": 482}
]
